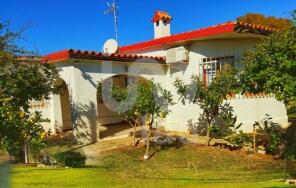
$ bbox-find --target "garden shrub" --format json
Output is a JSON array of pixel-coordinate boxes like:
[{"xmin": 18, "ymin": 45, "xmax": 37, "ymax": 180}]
[
  {"xmin": 53, "ymin": 151, "xmax": 86, "ymax": 167},
  {"xmin": 29, "ymin": 137, "xmax": 47, "ymax": 164},
  {"xmin": 255, "ymin": 115, "xmax": 285, "ymax": 156},
  {"xmin": 224, "ymin": 131, "xmax": 250, "ymax": 149},
  {"xmin": 285, "ymin": 122, "xmax": 296, "ymax": 159}
]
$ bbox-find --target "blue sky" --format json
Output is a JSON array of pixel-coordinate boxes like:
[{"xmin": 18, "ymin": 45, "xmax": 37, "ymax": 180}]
[{"xmin": 1, "ymin": 0, "xmax": 295, "ymax": 55}]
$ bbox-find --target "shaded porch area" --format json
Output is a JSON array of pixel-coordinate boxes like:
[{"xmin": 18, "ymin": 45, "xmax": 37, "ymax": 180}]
[{"xmin": 97, "ymin": 122, "xmax": 142, "ymax": 140}]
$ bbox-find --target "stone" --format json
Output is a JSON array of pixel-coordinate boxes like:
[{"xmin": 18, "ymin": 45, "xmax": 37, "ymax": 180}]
[
  {"xmin": 257, "ymin": 150, "xmax": 266, "ymax": 155},
  {"xmin": 37, "ymin": 164, "xmax": 48, "ymax": 168},
  {"xmin": 285, "ymin": 179, "xmax": 296, "ymax": 185}
]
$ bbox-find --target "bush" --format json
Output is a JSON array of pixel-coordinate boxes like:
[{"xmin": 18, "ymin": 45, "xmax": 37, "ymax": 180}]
[
  {"xmin": 29, "ymin": 137, "xmax": 47, "ymax": 164},
  {"xmin": 285, "ymin": 122, "xmax": 296, "ymax": 159},
  {"xmin": 225, "ymin": 131, "xmax": 250, "ymax": 149},
  {"xmin": 253, "ymin": 115, "xmax": 285, "ymax": 156},
  {"xmin": 53, "ymin": 151, "xmax": 86, "ymax": 168}
]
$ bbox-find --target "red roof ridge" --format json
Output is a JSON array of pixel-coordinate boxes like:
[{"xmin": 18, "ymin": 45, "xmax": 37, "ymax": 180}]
[{"xmin": 120, "ymin": 21, "xmax": 278, "ymax": 53}]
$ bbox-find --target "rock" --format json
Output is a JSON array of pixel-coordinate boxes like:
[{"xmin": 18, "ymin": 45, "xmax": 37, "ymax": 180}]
[
  {"xmin": 257, "ymin": 150, "xmax": 266, "ymax": 155},
  {"xmin": 166, "ymin": 136, "xmax": 174, "ymax": 145},
  {"xmin": 257, "ymin": 145, "xmax": 266, "ymax": 155},
  {"xmin": 153, "ymin": 135, "xmax": 187, "ymax": 147},
  {"xmin": 285, "ymin": 179, "xmax": 296, "ymax": 185},
  {"xmin": 153, "ymin": 136, "xmax": 167, "ymax": 145},
  {"xmin": 176, "ymin": 136, "xmax": 188, "ymax": 144},
  {"xmin": 37, "ymin": 164, "xmax": 47, "ymax": 168},
  {"xmin": 39, "ymin": 155, "xmax": 57, "ymax": 166}
]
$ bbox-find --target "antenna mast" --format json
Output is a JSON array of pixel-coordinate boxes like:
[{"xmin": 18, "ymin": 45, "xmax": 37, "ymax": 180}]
[{"xmin": 104, "ymin": 0, "xmax": 119, "ymax": 42}]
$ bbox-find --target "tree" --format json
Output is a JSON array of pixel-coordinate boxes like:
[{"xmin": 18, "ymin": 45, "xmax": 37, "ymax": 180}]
[
  {"xmin": 239, "ymin": 11, "xmax": 296, "ymax": 106},
  {"xmin": 174, "ymin": 66, "xmax": 239, "ymax": 146},
  {"xmin": 239, "ymin": 11, "xmax": 296, "ymax": 160},
  {"xmin": 100, "ymin": 79, "xmax": 174, "ymax": 159},
  {"xmin": 237, "ymin": 13, "xmax": 292, "ymax": 30},
  {"xmin": 98, "ymin": 81, "xmax": 141, "ymax": 146},
  {"xmin": 136, "ymin": 81, "xmax": 174, "ymax": 160},
  {"xmin": 0, "ymin": 21, "xmax": 59, "ymax": 162}
]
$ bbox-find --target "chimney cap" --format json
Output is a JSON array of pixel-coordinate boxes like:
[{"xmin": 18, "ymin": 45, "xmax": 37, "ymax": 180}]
[{"xmin": 151, "ymin": 11, "xmax": 172, "ymax": 23}]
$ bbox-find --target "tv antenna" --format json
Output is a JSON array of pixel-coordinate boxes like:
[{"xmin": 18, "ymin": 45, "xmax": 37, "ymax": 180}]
[{"xmin": 104, "ymin": 0, "xmax": 119, "ymax": 42}]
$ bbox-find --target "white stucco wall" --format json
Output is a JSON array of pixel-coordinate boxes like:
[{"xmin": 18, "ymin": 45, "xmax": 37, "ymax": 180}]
[{"xmin": 138, "ymin": 38, "xmax": 288, "ymax": 133}]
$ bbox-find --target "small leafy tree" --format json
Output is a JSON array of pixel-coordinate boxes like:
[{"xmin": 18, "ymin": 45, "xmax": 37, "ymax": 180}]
[
  {"xmin": 97, "ymin": 81, "xmax": 141, "ymax": 146},
  {"xmin": 174, "ymin": 66, "xmax": 239, "ymax": 146},
  {"xmin": 0, "ymin": 21, "xmax": 59, "ymax": 162},
  {"xmin": 136, "ymin": 81, "xmax": 174, "ymax": 160},
  {"xmin": 99, "ymin": 79, "xmax": 174, "ymax": 159}
]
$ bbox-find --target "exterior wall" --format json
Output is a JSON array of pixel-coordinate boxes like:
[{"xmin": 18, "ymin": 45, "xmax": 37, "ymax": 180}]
[
  {"xmin": 139, "ymin": 38, "xmax": 288, "ymax": 133},
  {"xmin": 227, "ymin": 95, "xmax": 288, "ymax": 132},
  {"xmin": 30, "ymin": 100, "xmax": 53, "ymax": 132}
]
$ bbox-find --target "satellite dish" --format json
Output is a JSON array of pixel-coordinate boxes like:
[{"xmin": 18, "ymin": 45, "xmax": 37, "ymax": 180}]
[{"xmin": 103, "ymin": 39, "xmax": 119, "ymax": 54}]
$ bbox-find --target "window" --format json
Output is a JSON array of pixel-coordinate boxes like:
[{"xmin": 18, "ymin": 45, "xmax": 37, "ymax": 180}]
[{"xmin": 199, "ymin": 56, "xmax": 234, "ymax": 85}]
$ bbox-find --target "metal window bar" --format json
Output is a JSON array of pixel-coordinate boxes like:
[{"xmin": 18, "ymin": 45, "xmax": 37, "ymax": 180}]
[{"xmin": 200, "ymin": 56, "xmax": 234, "ymax": 85}]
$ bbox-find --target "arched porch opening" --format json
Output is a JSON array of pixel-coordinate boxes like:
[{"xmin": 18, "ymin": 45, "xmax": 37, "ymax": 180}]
[
  {"xmin": 54, "ymin": 78, "xmax": 73, "ymax": 133},
  {"xmin": 97, "ymin": 74, "xmax": 149, "ymax": 140}
]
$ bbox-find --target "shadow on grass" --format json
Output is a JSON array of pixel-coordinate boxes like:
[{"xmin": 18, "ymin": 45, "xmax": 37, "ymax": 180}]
[{"xmin": 0, "ymin": 162, "xmax": 10, "ymax": 188}]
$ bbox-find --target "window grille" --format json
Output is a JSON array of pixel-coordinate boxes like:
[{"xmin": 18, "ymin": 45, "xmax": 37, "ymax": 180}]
[{"xmin": 199, "ymin": 56, "xmax": 234, "ymax": 85}]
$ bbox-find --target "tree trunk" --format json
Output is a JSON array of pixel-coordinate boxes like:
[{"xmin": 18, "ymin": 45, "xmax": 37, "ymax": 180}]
[
  {"xmin": 133, "ymin": 126, "xmax": 136, "ymax": 146},
  {"xmin": 144, "ymin": 126, "xmax": 151, "ymax": 160},
  {"xmin": 253, "ymin": 127, "xmax": 256, "ymax": 153},
  {"xmin": 24, "ymin": 141, "xmax": 29, "ymax": 164},
  {"xmin": 206, "ymin": 123, "xmax": 210, "ymax": 146},
  {"xmin": 128, "ymin": 120, "xmax": 137, "ymax": 147}
]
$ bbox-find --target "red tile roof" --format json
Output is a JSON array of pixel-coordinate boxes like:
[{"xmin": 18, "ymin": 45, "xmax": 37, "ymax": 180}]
[
  {"xmin": 41, "ymin": 49, "xmax": 166, "ymax": 63},
  {"xmin": 151, "ymin": 11, "xmax": 172, "ymax": 23},
  {"xmin": 120, "ymin": 21, "xmax": 279, "ymax": 53}
]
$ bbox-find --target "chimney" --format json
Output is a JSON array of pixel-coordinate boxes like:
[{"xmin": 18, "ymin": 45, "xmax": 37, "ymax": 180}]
[{"xmin": 151, "ymin": 11, "xmax": 172, "ymax": 39}]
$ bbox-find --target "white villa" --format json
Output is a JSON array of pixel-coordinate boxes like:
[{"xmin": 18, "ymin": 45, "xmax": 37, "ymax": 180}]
[{"xmin": 38, "ymin": 11, "xmax": 288, "ymax": 143}]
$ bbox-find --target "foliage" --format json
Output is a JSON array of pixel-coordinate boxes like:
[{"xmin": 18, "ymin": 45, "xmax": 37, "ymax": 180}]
[
  {"xmin": 237, "ymin": 13, "xmax": 292, "ymax": 30},
  {"xmin": 225, "ymin": 131, "xmax": 250, "ymax": 149},
  {"xmin": 239, "ymin": 12, "xmax": 296, "ymax": 105},
  {"xmin": 29, "ymin": 135, "xmax": 49, "ymax": 164},
  {"xmin": 285, "ymin": 122, "xmax": 296, "ymax": 159},
  {"xmin": 97, "ymin": 80, "xmax": 140, "ymax": 146},
  {"xmin": 0, "ymin": 21, "xmax": 59, "ymax": 161},
  {"xmin": 254, "ymin": 115, "xmax": 285, "ymax": 155},
  {"xmin": 53, "ymin": 151, "xmax": 86, "ymax": 167},
  {"xmin": 174, "ymin": 65, "xmax": 240, "ymax": 145},
  {"xmin": 98, "ymin": 79, "xmax": 174, "ymax": 159}
]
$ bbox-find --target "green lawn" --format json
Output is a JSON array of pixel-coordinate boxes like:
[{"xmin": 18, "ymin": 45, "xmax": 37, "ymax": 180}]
[
  {"xmin": 289, "ymin": 112, "xmax": 296, "ymax": 119},
  {"xmin": 3, "ymin": 144, "xmax": 294, "ymax": 188}
]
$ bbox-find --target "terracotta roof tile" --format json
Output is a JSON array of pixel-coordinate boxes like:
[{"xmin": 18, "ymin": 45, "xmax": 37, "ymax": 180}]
[
  {"xmin": 151, "ymin": 11, "xmax": 172, "ymax": 23},
  {"xmin": 41, "ymin": 49, "xmax": 166, "ymax": 63}
]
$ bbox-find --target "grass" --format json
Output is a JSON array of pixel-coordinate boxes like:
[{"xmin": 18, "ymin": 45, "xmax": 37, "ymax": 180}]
[
  {"xmin": 288, "ymin": 112, "xmax": 296, "ymax": 119},
  {"xmin": 4, "ymin": 144, "xmax": 295, "ymax": 188}
]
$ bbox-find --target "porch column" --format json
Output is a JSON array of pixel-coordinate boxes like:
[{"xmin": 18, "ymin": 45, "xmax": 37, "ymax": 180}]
[
  {"xmin": 51, "ymin": 93, "xmax": 63, "ymax": 134},
  {"xmin": 68, "ymin": 66, "xmax": 99, "ymax": 144}
]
